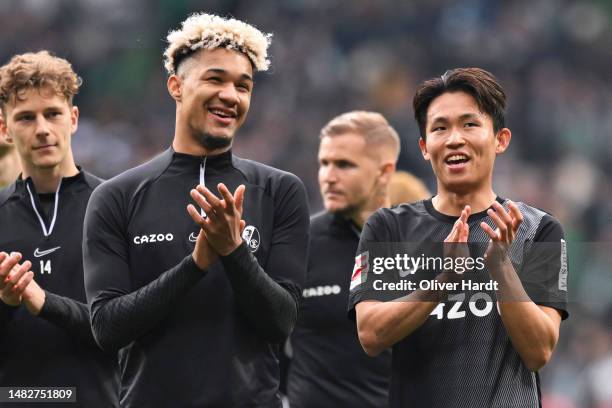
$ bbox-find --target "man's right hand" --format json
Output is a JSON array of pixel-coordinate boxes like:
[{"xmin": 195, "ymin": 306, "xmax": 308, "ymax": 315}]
[
  {"xmin": 437, "ymin": 206, "xmax": 471, "ymax": 292},
  {"xmin": 186, "ymin": 186, "xmax": 247, "ymax": 270},
  {"xmin": 190, "ymin": 230, "xmax": 218, "ymax": 270},
  {"xmin": 0, "ymin": 252, "xmax": 34, "ymax": 306},
  {"xmin": 443, "ymin": 205, "xmax": 471, "ymax": 265}
]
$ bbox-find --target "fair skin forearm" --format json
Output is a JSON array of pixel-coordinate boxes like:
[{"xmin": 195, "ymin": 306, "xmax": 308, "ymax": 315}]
[
  {"xmin": 355, "ymin": 208, "xmax": 470, "ymax": 356},
  {"xmin": 356, "ymin": 264, "xmax": 561, "ymax": 367},
  {"xmin": 355, "ymin": 298, "xmax": 439, "ymax": 356},
  {"xmin": 22, "ymin": 279, "xmax": 46, "ymax": 315},
  {"xmin": 482, "ymin": 201, "xmax": 561, "ymax": 371},
  {"xmin": 492, "ymin": 257, "xmax": 561, "ymax": 371}
]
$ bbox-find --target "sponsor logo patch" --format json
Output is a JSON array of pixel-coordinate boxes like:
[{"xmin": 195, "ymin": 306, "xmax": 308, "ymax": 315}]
[
  {"xmin": 350, "ymin": 251, "xmax": 369, "ymax": 291},
  {"xmin": 302, "ymin": 285, "xmax": 341, "ymax": 298},
  {"xmin": 558, "ymin": 239, "xmax": 568, "ymax": 291},
  {"xmin": 133, "ymin": 233, "xmax": 174, "ymax": 245}
]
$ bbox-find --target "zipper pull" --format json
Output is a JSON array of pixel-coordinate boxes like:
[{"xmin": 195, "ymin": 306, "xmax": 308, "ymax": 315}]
[{"xmin": 199, "ymin": 156, "xmax": 207, "ymax": 218}]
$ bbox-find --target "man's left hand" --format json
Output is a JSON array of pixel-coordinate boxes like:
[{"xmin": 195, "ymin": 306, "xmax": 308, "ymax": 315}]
[
  {"xmin": 480, "ymin": 200, "xmax": 523, "ymax": 265},
  {"xmin": 188, "ymin": 183, "xmax": 246, "ymax": 256}
]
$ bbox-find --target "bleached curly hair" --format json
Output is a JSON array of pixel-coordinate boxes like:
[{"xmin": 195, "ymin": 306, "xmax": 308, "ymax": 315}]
[{"xmin": 163, "ymin": 13, "xmax": 272, "ymax": 75}]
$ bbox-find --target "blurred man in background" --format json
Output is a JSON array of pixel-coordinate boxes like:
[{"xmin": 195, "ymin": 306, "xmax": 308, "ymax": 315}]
[
  {"xmin": 0, "ymin": 112, "xmax": 21, "ymax": 188},
  {"xmin": 0, "ymin": 51, "xmax": 119, "ymax": 407},
  {"xmin": 83, "ymin": 13, "xmax": 309, "ymax": 407},
  {"xmin": 287, "ymin": 111, "xmax": 398, "ymax": 408}
]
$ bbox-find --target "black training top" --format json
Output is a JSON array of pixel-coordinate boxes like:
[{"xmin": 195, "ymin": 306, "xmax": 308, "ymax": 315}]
[
  {"xmin": 0, "ymin": 171, "xmax": 120, "ymax": 408},
  {"xmin": 288, "ymin": 211, "xmax": 390, "ymax": 408},
  {"xmin": 83, "ymin": 147, "xmax": 310, "ymax": 407},
  {"xmin": 348, "ymin": 198, "xmax": 569, "ymax": 408}
]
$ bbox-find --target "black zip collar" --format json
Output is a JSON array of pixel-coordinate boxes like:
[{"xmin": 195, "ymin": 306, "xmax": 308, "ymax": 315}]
[
  {"xmin": 327, "ymin": 212, "xmax": 362, "ymax": 238},
  {"xmin": 169, "ymin": 147, "xmax": 233, "ymax": 173},
  {"xmin": 13, "ymin": 168, "xmax": 86, "ymax": 198}
]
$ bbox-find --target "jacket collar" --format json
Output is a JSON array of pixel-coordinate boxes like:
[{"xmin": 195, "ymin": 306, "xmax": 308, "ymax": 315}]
[
  {"xmin": 13, "ymin": 167, "xmax": 86, "ymax": 197},
  {"xmin": 328, "ymin": 211, "xmax": 362, "ymax": 238},
  {"xmin": 168, "ymin": 147, "xmax": 233, "ymax": 172}
]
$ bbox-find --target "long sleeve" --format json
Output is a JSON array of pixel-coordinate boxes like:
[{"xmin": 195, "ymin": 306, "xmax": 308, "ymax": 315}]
[
  {"xmin": 0, "ymin": 302, "xmax": 17, "ymax": 328},
  {"xmin": 221, "ymin": 173, "xmax": 310, "ymax": 343},
  {"xmin": 38, "ymin": 291, "xmax": 100, "ymax": 348},
  {"xmin": 221, "ymin": 243, "xmax": 299, "ymax": 342},
  {"xmin": 83, "ymin": 182, "xmax": 206, "ymax": 352},
  {"xmin": 88, "ymin": 255, "xmax": 205, "ymax": 352}
]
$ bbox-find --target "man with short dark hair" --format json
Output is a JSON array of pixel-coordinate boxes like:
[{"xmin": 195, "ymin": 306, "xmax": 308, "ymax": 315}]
[
  {"xmin": 0, "ymin": 50, "xmax": 119, "ymax": 407},
  {"xmin": 287, "ymin": 111, "xmax": 400, "ymax": 408},
  {"xmin": 351, "ymin": 68, "xmax": 568, "ymax": 407},
  {"xmin": 83, "ymin": 13, "xmax": 309, "ymax": 407}
]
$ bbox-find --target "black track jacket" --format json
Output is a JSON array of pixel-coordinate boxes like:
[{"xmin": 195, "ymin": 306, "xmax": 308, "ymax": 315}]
[{"xmin": 83, "ymin": 148, "xmax": 309, "ymax": 407}]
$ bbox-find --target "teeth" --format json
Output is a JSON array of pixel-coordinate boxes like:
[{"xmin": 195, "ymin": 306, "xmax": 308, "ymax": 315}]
[
  {"xmin": 210, "ymin": 109, "xmax": 232, "ymax": 118},
  {"xmin": 447, "ymin": 154, "xmax": 467, "ymax": 163}
]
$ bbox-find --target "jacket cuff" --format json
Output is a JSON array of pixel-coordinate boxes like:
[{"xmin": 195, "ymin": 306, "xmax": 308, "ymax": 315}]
[{"xmin": 38, "ymin": 291, "xmax": 60, "ymax": 319}]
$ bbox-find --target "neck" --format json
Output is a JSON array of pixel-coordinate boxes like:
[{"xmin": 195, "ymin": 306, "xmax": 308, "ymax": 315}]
[
  {"xmin": 349, "ymin": 194, "xmax": 391, "ymax": 228},
  {"xmin": 172, "ymin": 138, "xmax": 231, "ymax": 157},
  {"xmin": 0, "ymin": 148, "xmax": 21, "ymax": 188},
  {"xmin": 22, "ymin": 156, "xmax": 79, "ymax": 193},
  {"xmin": 172, "ymin": 113, "xmax": 232, "ymax": 157},
  {"xmin": 0, "ymin": 144, "xmax": 14, "ymax": 158},
  {"xmin": 432, "ymin": 184, "xmax": 496, "ymax": 216}
]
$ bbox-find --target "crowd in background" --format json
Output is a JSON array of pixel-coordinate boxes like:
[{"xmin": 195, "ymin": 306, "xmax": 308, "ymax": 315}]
[{"xmin": 1, "ymin": 0, "xmax": 610, "ymax": 406}]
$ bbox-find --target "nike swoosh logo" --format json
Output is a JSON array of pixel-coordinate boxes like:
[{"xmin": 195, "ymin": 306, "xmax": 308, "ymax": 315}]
[
  {"xmin": 398, "ymin": 268, "xmax": 418, "ymax": 278},
  {"xmin": 34, "ymin": 246, "xmax": 61, "ymax": 257},
  {"xmin": 188, "ymin": 232, "xmax": 198, "ymax": 243}
]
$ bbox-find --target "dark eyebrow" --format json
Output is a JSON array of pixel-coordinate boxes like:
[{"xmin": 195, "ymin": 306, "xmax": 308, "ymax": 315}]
[
  {"xmin": 459, "ymin": 113, "xmax": 481, "ymax": 121},
  {"xmin": 12, "ymin": 111, "xmax": 32, "ymax": 119},
  {"xmin": 429, "ymin": 112, "xmax": 481, "ymax": 125},
  {"xmin": 204, "ymin": 68, "xmax": 253, "ymax": 82},
  {"xmin": 429, "ymin": 116, "xmax": 449, "ymax": 126}
]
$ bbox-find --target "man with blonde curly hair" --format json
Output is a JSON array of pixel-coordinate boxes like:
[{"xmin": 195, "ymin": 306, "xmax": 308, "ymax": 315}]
[
  {"xmin": 0, "ymin": 51, "xmax": 119, "ymax": 406},
  {"xmin": 83, "ymin": 13, "xmax": 309, "ymax": 407}
]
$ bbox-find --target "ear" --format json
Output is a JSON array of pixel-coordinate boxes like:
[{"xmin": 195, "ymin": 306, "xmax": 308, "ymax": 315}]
[
  {"xmin": 495, "ymin": 128, "xmax": 511, "ymax": 154},
  {"xmin": 0, "ymin": 113, "xmax": 6, "ymax": 134},
  {"xmin": 418, "ymin": 137, "xmax": 430, "ymax": 161},
  {"xmin": 0, "ymin": 113, "xmax": 11, "ymax": 144},
  {"xmin": 167, "ymin": 74, "xmax": 182, "ymax": 102},
  {"xmin": 70, "ymin": 105, "xmax": 79, "ymax": 134},
  {"xmin": 378, "ymin": 161, "xmax": 396, "ymax": 186}
]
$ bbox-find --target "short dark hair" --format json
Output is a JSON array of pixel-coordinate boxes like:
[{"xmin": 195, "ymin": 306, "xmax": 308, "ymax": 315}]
[{"xmin": 413, "ymin": 67, "xmax": 506, "ymax": 139}]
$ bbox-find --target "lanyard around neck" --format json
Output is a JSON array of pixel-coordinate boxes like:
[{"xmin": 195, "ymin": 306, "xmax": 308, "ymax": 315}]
[{"xmin": 26, "ymin": 179, "xmax": 62, "ymax": 237}]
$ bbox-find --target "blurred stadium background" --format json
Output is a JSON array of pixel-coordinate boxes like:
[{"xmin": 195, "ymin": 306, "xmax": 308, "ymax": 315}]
[{"xmin": 1, "ymin": 1, "xmax": 611, "ymax": 406}]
